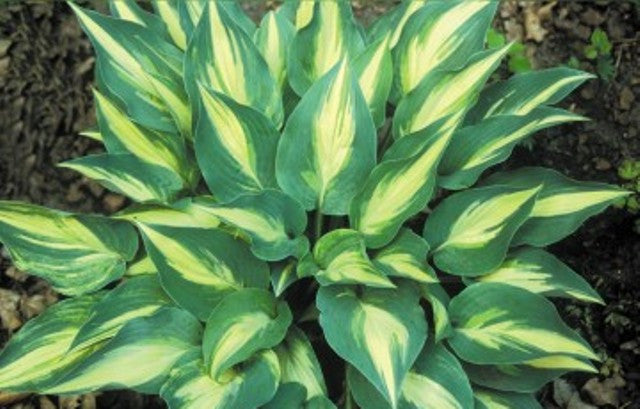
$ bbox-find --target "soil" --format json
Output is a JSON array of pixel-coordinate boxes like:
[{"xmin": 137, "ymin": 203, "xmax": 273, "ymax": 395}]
[{"xmin": 0, "ymin": 1, "xmax": 638, "ymax": 409}]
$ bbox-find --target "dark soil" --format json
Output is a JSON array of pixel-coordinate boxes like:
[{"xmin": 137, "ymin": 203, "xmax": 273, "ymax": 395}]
[{"xmin": 0, "ymin": 1, "xmax": 638, "ymax": 409}]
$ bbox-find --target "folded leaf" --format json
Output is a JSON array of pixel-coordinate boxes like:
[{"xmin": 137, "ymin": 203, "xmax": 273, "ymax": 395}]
[
  {"xmin": 0, "ymin": 294, "xmax": 103, "ymax": 392},
  {"xmin": 287, "ymin": 0, "xmax": 364, "ymax": 95},
  {"xmin": 70, "ymin": 3, "xmax": 189, "ymax": 135},
  {"xmin": 312, "ymin": 229, "xmax": 394, "ymax": 288},
  {"xmin": 372, "ymin": 229, "xmax": 437, "ymax": 284},
  {"xmin": 271, "ymin": 259, "xmax": 299, "ymax": 297},
  {"xmin": 185, "ymin": 2, "xmax": 283, "ymax": 126},
  {"xmin": 60, "ymin": 153, "xmax": 185, "ymax": 204},
  {"xmin": 420, "ymin": 283, "xmax": 453, "ymax": 342},
  {"xmin": 0, "ymin": 202, "xmax": 137, "ymax": 295},
  {"xmin": 468, "ymin": 247, "xmax": 603, "ymax": 304},
  {"xmin": 275, "ymin": 327, "xmax": 328, "ymax": 400},
  {"xmin": 317, "ymin": 283, "xmax": 427, "ymax": 406},
  {"xmin": 254, "ymin": 10, "xmax": 296, "ymax": 90},
  {"xmin": 348, "ymin": 341, "xmax": 473, "ymax": 409},
  {"xmin": 263, "ymin": 382, "xmax": 307, "ymax": 409},
  {"xmin": 108, "ymin": 0, "xmax": 169, "ymax": 41},
  {"xmin": 464, "ymin": 355, "xmax": 596, "ymax": 393},
  {"xmin": 473, "ymin": 389, "xmax": 542, "ymax": 409},
  {"xmin": 276, "ymin": 60, "xmax": 377, "ymax": 215},
  {"xmin": 150, "ymin": 0, "xmax": 187, "ymax": 50},
  {"xmin": 203, "ymin": 289, "xmax": 292, "ymax": 379},
  {"xmin": 353, "ymin": 36, "xmax": 393, "ymax": 128},
  {"xmin": 465, "ymin": 68, "xmax": 594, "ymax": 123},
  {"xmin": 393, "ymin": 46, "xmax": 509, "ymax": 138},
  {"xmin": 45, "ymin": 308, "xmax": 202, "ymax": 394},
  {"xmin": 482, "ymin": 167, "xmax": 630, "ymax": 246},
  {"xmin": 160, "ymin": 350, "xmax": 280, "ymax": 409},
  {"xmin": 438, "ymin": 107, "xmax": 586, "ymax": 190},
  {"xmin": 423, "ymin": 185, "xmax": 539, "ymax": 277},
  {"xmin": 394, "ymin": 0, "xmax": 497, "ymax": 95},
  {"xmin": 138, "ymin": 224, "xmax": 270, "ymax": 320},
  {"xmin": 448, "ymin": 283, "xmax": 598, "ymax": 365},
  {"xmin": 367, "ymin": 1, "xmax": 425, "ymax": 50},
  {"xmin": 70, "ymin": 275, "xmax": 173, "ymax": 352},
  {"xmin": 191, "ymin": 190, "xmax": 309, "ymax": 261},
  {"xmin": 350, "ymin": 120, "xmax": 453, "ymax": 248}
]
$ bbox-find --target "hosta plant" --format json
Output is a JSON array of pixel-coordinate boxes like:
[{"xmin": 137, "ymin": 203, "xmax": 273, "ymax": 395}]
[{"xmin": 0, "ymin": 1, "xmax": 630, "ymax": 408}]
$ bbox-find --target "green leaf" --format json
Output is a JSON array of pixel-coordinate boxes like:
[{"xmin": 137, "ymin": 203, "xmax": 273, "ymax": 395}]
[
  {"xmin": 276, "ymin": 60, "xmax": 377, "ymax": 215},
  {"xmin": 271, "ymin": 259, "xmax": 299, "ymax": 297},
  {"xmin": 185, "ymin": 2, "xmax": 283, "ymax": 126},
  {"xmin": 421, "ymin": 284, "xmax": 453, "ymax": 342},
  {"xmin": 254, "ymin": 10, "xmax": 296, "ymax": 90},
  {"xmin": 473, "ymin": 389, "xmax": 542, "ymax": 409},
  {"xmin": 150, "ymin": 0, "xmax": 187, "ymax": 50},
  {"xmin": 194, "ymin": 86, "xmax": 278, "ymax": 202},
  {"xmin": 423, "ymin": 185, "xmax": 539, "ymax": 277},
  {"xmin": 465, "ymin": 68, "xmax": 594, "ymax": 123},
  {"xmin": 60, "ymin": 153, "xmax": 185, "ymax": 204},
  {"xmin": 393, "ymin": 46, "xmax": 509, "ymax": 138},
  {"xmin": 69, "ymin": 3, "xmax": 190, "ymax": 135},
  {"xmin": 468, "ymin": 247, "xmax": 603, "ymax": 304},
  {"xmin": 0, "ymin": 294, "xmax": 103, "ymax": 392},
  {"xmin": 448, "ymin": 283, "xmax": 598, "ymax": 365},
  {"xmin": 138, "ymin": 224, "xmax": 270, "ymax": 320},
  {"xmin": 275, "ymin": 327, "xmax": 328, "ymax": 400},
  {"xmin": 464, "ymin": 355, "xmax": 596, "ymax": 393},
  {"xmin": 262, "ymin": 382, "xmax": 307, "ymax": 409},
  {"xmin": 353, "ymin": 36, "xmax": 393, "ymax": 128},
  {"xmin": 317, "ymin": 283, "xmax": 427, "ymax": 406},
  {"xmin": 372, "ymin": 229, "xmax": 437, "ymax": 284},
  {"xmin": 108, "ymin": 0, "xmax": 169, "ymax": 41},
  {"xmin": 306, "ymin": 396, "xmax": 338, "ymax": 409},
  {"xmin": 311, "ymin": 229, "xmax": 394, "ymax": 288},
  {"xmin": 590, "ymin": 28, "xmax": 612, "ymax": 55},
  {"xmin": 438, "ymin": 107, "xmax": 586, "ymax": 190},
  {"xmin": 349, "ymin": 341, "xmax": 473, "ymax": 409},
  {"xmin": 70, "ymin": 275, "xmax": 173, "ymax": 352},
  {"xmin": 483, "ymin": 167, "xmax": 630, "ymax": 246},
  {"xmin": 45, "ymin": 308, "xmax": 202, "ymax": 394},
  {"xmin": 350, "ymin": 120, "xmax": 453, "ymax": 248},
  {"xmin": 393, "ymin": 0, "xmax": 498, "ymax": 95},
  {"xmin": 160, "ymin": 351, "xmax": 280, "ymax": 409},
  {"xmin": 191, "ymin": 190, "xmax": 309, "ymax": 261},
  {"xmin": 486, "ymin": 28, "xmax": 506, "ymax": 49},
  {"xmin": 0, "ymin": 202, "xmax": 138, "ymax": 296},
  {"xmin": 287, "ymin": 0, "xmax": 364, "ymax": 95},
  {"xmin": 203, "ymin": 289, "xmax": 292, "ymax": 379}
]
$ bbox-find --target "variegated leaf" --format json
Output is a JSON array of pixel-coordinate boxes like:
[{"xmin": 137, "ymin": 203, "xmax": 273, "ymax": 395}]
[
  {"xmin": 276, "ymin": 60, "xmax": 376, "ymax": 215},
  {"xmin": 178, "ymin": 0, "xmax": 256, "ymax": 41},
  {"xmin": 464, "ymin": 355, "xmax": 596, "ymax": 393},
  {"xmin": 203, "ymin": 289, "xmax": 292, "ymax": 379},
  {"xmin": 393, "ymin": 46, "xmax": 509, "ymax": 138},
  {"xmin": 150, "ymin": 0, "xmax": 187, "ymax": 50},
  {"xmin": 483, "ymin": 167, "xmax": 630, "ymax": 246},
  {"xmin": 372, "ymin": 229, "xmax": 437, "ymax": 284},
  {"xmin": 0, "ymin": 202, "xmax": 137, "ymax": 296},
  {"xmin": 287, "ymin": 0, "xmax": 364, "ymax": 95},
  {"xmin": 44, "ymin": 308, "xmax": 202, "ymax": 395},
  {"xmin": 423, "ymin": 185, "xmax": 540, "ymax": 277},
  {"xmin": 367, "ymin": 1, "xmax": 426, "ymax": 50},
  {"xmin": 271, "ymin": 259, "xmax": 299, "ymax": 297},
  {"xmin": 420, "ymin": 283, "xmax": 453, "ymax": 342},
  {"xmin": 185, "ymin": 2, "xmax": 283, "ymax": 126},
  {"xmin": 473, "ymin": 389, "xmax": 542, "ymax": 409},
  {"xmin": 311, "ymin": 229, "xmax": 394, "ymax": 288},
  {"xmin": 317, "ymin": 283, "xmax": 427, "ymax": 406},
  {"xmin": 60, "ymin": 153, "xmax": 185, "ymax": 204},
  {"xmin": 448, "ymin": 283, "xmax": 598, "ymax": 365},
  {"xmin": 438, "ymin": 107, "xmax": 587, "ymax": 190},
  {"xmin": 394, "ymin": 0, "xmax": 497, "ymax": 95},
  {"xmin": 468, "ymin": 247, "xmax": 603, "ymax": 304},
  {"xmin": 93, "ymin": 90, "xmax": 195, "ymax": 186},
  {"xmin": 190, "ymin": 190, "xmax": 309, "ymax": 262},
  {"xmin": 138, "ymin": 224, "xmax": 270, "ymax": 320},
  {"xmin": 348, "ymin": 341, "xmax": 473, "ymax": 409},
  {"xmin": 0, "ymin": 294, "xmax": 103, "ymax": 392},
  {"xmin": 126, "ymin": 253, "xmax": 156, "ymax": 276},
  {"xmin": 254, "ymin": 10, "xmax": 296, "ymax": 90},
  {"xmin": 350, "ymin": 120, "xmax": 454, "ymax": 248},
  {"xmin": 108, "ymin": 0, "xmax": 169, "ymax": 41},
  {"xmin": 275, "ymin": 327, "xmax": 328, "ymax": 400},
  {"xmin": 70, "ymin": 275, "xmax": 173, "ymax": 352},
  {"xmin": 160, "ymin": 350, "xmax": 280, "ymax": 409},
  {"xmin": 115, "ymin": 200, "xmax": 220, "ymax": 228},
  {"xmin": 195, "ymin": 86, "xmax": 278, "ymax": 201},
  {"xmin": 466, "ymin": 68, "xmax": 595, "ymax": 123},
  {"xmin": 70, "ymin": 3, "xmax": 190, "ymax": 135},
  {"xmin": 353, "ymin": 36, "xmax": 393, "ymax": 128}
]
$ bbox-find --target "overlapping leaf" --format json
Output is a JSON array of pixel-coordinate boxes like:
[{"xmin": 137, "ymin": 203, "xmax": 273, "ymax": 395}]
[
  {"xmin": 473, "ymin": 389, "xmax": 542, "ymax": 409},
  {"xmin": 372, "ymin": 229, "xmax": 437, "ymax": 284},
  {"xmin": 353, "ymin": 37, "xmax": 393, "ymax": 128},
  {"xmin": 254, "ymin": 10, "xmax": 296, "ymax": 90}
]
